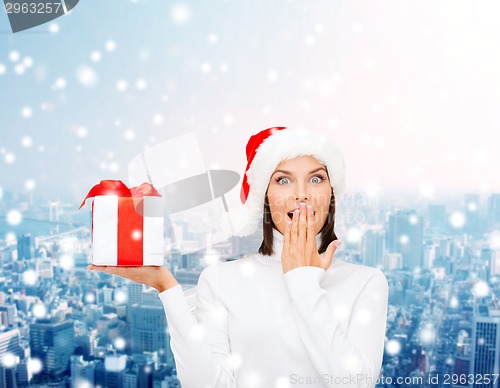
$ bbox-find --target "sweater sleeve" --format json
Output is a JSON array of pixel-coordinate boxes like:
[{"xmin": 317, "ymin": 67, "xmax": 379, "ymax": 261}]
[
  {"xmin": 283, "ymin": 266, "xmax": 389, "ymax": 388},
  {"xmin": 158, "ymin": 265, "xmax": 236, "ymax": 388}
]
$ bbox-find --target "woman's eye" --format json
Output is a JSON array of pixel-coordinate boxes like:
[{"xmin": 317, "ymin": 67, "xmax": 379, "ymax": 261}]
[
  {"xmin": 310, "ymin": 175, "xmax": 325, "ymax": 183},
  {"xmin": 276, "ymin": 177, "xmax": 290, "ymax": 185}
]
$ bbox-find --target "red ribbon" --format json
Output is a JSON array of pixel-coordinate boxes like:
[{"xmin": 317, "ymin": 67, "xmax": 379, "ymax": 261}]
[{"xmin": 79, "ymin": 180, "xmax": 160, "ymax": 208}]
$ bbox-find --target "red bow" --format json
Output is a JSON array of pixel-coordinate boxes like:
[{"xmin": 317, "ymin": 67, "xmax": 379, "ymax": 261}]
[{"xmin": 79, "ymin": 180, "xmax": 160, "ymax": 209}]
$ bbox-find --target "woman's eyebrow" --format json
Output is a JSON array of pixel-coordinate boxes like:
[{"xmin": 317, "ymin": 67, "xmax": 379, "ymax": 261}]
[{"xmin": 272, "ymin": 167, "xmax": 327, "ymax": 176}]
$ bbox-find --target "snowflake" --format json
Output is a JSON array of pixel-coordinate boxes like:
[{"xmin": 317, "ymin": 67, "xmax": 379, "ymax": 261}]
[
  {"xmin": 6, "ymin": 209, "xmax": 22, "ymax": 225},
  {"xmin": 136, "ymin": 79, "xmax": 147, "ymax": 90},
  {"xmin": 207, "ymin": 34, "xmax": 218, "ymax": 44},
  {"xmin": 114, "ymin": 337, "xmax": 126, "ymax": 350},
  {"xmin": 409, "ymin": 214, "xmax": 419, "ymax": 225},
  {"xmin": 49, "ymin": 23, "xmax": 59, "ymax": 33},
  {"xmin": 114, "ymin": 290, "xmax": 127, "ymax": 304},
  {"xmin": 76, "ymin": 66, "xmax": 98, "ymax": 87},
  {"xmin": 124, "ymin": 129, "xmax": 135, "ymax": 140},
  {"xmin": 33, "ymin": 303, "xmax": 47, "ymax": 318},
  {"xmin": 23, "ymin": 57, "xmax": 33, "ymax": 67},
  {"xmin": 60, "ymin": 254, "xmax": 75, "ymax": 271},
  {"xmin": 346, "ymin": 227, "xmax": 361, "ymax": 243},
  {"xmin": 419, "ymin": 182, "xmax": 434, "ymax": 198},
  {"xmin": 419, "ymin": 325, "xmax": 436, "ymax": 345},
  {"xmin": 200, "ymin": 62, "xmax": 212, "ymax": 74},
  {"xmin": 473, "ymin": 281, "xmax": 489, "ymax": 297},
  {"xmin": 85, "ymin": 293, "xmax": 95, "ymax": 303},
  {"xmin": 25, "ymin": 179, "xmax": 36, "ymax": 190},
  {"xmin": 171, "ymin": 4, "xmax": 190, "ymax": 24},
  {"xmin": 53, "ymin": 77, "xmax": 66, "ymax": 90},
  {"xmin": 21, "ymin": 106, "xmax": 32, "ymax": 118},
  {"xmin": 76, "ymin": 126, "xmax": 88, "ymax": 138},
  {"xmin": 105, "ymin": 40, "xmax": 117, "ymax": 51},
  {"xmin": 9, "ymin": 51, "xmax": 20, "ymax": 62},
  {"xmin": 90, "ymin": 51, "xmax": 101, "ymax": 62},
  {"xmin": 0, "ymin": 352, "xmax": 19, "ymax": 368},
  {"xmin": 28, "ymin": 358, "xmax": 43, "ymax": 374},
  {"xmin": 152, "ymin": 114, "xmax": 164, "ymax": 125},
  {"xmin": 116, "ymin": 80, "xmax": 128, "ymax": 92},
  {"xmin": 203, "ymin": 249, "xmax": 220, "ymax": 266},
  {"xmin": 23, "ymin": 270, "xmax": 37, "ymax": 285},
  {"xmin": 449, "ymin": 211, "xmax": 466, "ymax": 228},
  {"xmin": 385, "ymin": 339, "xmax": 401, "ymax": 355}
]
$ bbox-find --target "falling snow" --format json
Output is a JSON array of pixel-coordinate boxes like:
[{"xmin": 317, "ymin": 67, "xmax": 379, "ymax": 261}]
[
  {"xmin": 76, "ymin": 66, "xmax": 98, "ymax": 87},
  {"xmin": 60, "ymin": 254, "xmax": 75, "ymax": 270},
  {"xmin": 124, "ymin": 129, "xmax": 135, "ymax": 140},
  {"xmin": 9, "ymin": 51, "xmax": 20, "ymax": 62},
  {"xmin": 449, "ymin": 211, "xmax": 466, "ymax": 228},
  {"xmin": 6, "ymin": 209, "xmax": 22, "ymax": 225},
  {"xmin": 32, "ymin": 303, "xmax": 47, "ymax": 318},
  {"xmin": 171, "ymin": 4, "xmax": 190, "ymax": 24},
  {"xmin": 4, "ymin": 152, "xmax": 15, "ymax": 164},
  {"xmin": 105, "ymin": 40, "xmax": 117, "ymax": 51},
  {"xmin": 21, "ymin": 106, "xmax": 32, "ymax": 118},
  {"xmin": 23, "ymin": 269, "xmax": 37, "ymax": 285},
  {"xmin": 25, "ymin": 179, "xmax": 36, "ymax": 190},
  {"xmin": 90, "ymin": 51, "xmax": 102, "ymax": 62}
]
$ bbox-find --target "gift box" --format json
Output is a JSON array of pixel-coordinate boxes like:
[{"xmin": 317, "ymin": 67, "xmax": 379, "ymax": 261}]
[{"xmin": 80, "ymin": 180, "xmax": 164, "ymax": 266}]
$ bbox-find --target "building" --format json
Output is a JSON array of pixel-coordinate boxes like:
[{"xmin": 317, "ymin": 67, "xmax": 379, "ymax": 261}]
[
  {"xmin": 29, "ymin": 318, "xmax": 75, "ymax": 377},
  {"xmin": 488, "ymin": 194, "xmax": 500, "ymax": 228},
  {"xmin": 470, "ymin": 305, "xmax": 500, "ymax": 387},
  {"xmin": 386, "ymin": 210, "xmax": 424, "ymax": 269},
  {"xmin": 17, "ymin": 233, "xmax": 35, "ymax": 260},
  {"xmin": 361, "ymin": 227, "xmax": 385, "ymax": 267}
]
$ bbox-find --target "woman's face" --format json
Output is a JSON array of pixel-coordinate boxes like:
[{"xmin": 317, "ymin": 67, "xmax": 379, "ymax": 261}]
[{"xmin": 266, "ymin": 155, "xmax": 332, "ymax": 235}]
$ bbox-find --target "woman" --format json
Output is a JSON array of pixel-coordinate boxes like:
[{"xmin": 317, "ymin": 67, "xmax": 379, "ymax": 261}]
[{"xmin": 87, "ymin": 127, "xmax": 389, "ymax": 388}]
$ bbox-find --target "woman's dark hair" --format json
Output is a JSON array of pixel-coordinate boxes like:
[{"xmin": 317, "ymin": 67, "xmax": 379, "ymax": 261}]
[{"xmin": 258, "ymin": 184, "xmax": 338, "ymax": 256}]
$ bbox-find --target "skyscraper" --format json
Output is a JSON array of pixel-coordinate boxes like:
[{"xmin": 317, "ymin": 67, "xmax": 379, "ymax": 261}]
[
  {"xmin": 387, "ymin": 210, "xmax": 424, "ymax": 269},
  {"xmin": 29, "ymin": 318, "xmax": 75, "ymax": 377},
  {"xmin": 488, "ymin": 194, "xmax": 500, "ymax": 229},
  {"xmin": 427, "ymin": 204, "xmax": 447, "ymax": 234},
  {"xmin": 17, "ymin": 233, "xmax": 35, "ymax": 260},
  {"xmin": 465, "ymin": 194, "xmax": 482, "ymax": 237},
  {"xmin": 470, "ymin": 305, "xmax": 500, "ymax": 388},
  {"xmin": 361, "ymin": 227, "xmax": 385, "ymax": 267}
]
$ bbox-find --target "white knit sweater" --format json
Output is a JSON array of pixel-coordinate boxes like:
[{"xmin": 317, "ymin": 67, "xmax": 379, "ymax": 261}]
[{"xmin": 158, "ymin": 229, "xmax": 389, "ymax": 388}]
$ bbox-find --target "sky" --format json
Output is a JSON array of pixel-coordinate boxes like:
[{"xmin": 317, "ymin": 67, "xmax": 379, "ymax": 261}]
[{"xmin": 1, "ymin": 0, "xmax": 499, "ymax": 207}]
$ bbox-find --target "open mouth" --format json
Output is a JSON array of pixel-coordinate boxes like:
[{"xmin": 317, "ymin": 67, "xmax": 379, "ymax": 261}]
[{"xmin": 287, "ymin": 210, "xmax": 316, "ymax": 220}]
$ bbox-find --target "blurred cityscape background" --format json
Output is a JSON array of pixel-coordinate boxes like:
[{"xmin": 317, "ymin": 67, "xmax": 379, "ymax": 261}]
[{"xmin": 0, "ymin": 189, "xmax": 499, "ymax": 387}]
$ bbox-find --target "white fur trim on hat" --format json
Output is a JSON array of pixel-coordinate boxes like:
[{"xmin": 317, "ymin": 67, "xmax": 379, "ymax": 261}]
[{"xmin": 220, "ymin": 128, "xmax": 346, "ymax": 237}]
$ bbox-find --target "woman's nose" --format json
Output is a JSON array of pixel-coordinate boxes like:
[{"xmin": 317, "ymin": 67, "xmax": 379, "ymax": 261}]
[{"xmin": 295, "ymin": 189, "xmax": 309, "ymax": 201}]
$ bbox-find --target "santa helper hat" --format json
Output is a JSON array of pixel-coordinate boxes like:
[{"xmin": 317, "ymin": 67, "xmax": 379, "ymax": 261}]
[{"xmin": 220, "ymin": 126, "xmax": 347, "ymax": 237}]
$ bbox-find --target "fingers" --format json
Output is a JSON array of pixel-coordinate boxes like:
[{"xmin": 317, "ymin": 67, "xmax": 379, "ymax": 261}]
[
  {"xmin": 298, "ymin": 203, "xmax": 307, "ymax": 250},
  {"xmin": 87, "ymin": 265, "xmax": 115, "ymax": 273},
  {"xmin": 305, "ymin": 204, "xmax": 316, "ymax": 253},
  {"xmin": 291, "ymin": 208, "xmax": 300, "ymax": 240},
  {"xmin": 284, "ymin": 219, "xmax": 292, "ymax": 256},
  {"xmin": 86, "ymin": 265, "xmax": 126, "ymax": 273},
  {"xmin": 327, "ymin": 240, "xmax": 342, "ymax": 259}
]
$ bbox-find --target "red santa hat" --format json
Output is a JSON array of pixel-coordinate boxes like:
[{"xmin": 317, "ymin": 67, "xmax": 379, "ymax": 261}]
[{"xmin": 220, "ymin": 126, "xmax": 346, "ymax": 237}]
